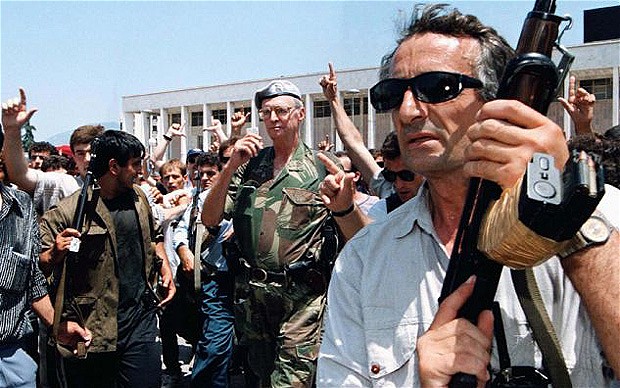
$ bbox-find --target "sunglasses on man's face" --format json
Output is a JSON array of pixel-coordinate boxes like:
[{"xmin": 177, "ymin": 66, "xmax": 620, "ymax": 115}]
[
  {"xmin": 382, "ymin": 169, "xmax": 416, "ymax": 182},
  {"xmin": 370, "ymin": 71, "xmax": 483, "ymax": 111}
]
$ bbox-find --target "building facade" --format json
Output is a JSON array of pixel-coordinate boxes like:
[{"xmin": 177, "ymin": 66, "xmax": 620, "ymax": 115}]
[{"xmin": 122, "ymin": 40, "xmax": 620, "ymax": 162}]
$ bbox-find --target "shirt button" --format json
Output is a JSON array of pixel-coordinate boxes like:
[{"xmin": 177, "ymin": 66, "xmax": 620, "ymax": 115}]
[{"xmin": 370, "ymin": 363, "xmax": 381, "ymax": 374}]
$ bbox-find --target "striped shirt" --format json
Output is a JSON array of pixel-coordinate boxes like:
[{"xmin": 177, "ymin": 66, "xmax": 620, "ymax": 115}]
[{"xmin": 0, "ymin": 183, "xmax": 47, "ymax": 344}]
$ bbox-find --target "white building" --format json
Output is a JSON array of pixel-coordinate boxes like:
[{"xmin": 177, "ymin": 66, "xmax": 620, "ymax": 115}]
[{"xmin": 122, "ymin": 39, "xmax": 620, "ymax": 161}]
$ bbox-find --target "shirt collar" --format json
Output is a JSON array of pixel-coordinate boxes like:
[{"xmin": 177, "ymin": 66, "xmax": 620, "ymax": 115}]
[
  {"xmin": 0, "ymin": 183, "xmax": 27, "ymax": 220},
  {"xmin": 286, "ymin": 141, "xmax": 313, "ymax": 172},
  {"xmin": 393, "ymin": 183, "xmax": 435, "ymax": 239}
]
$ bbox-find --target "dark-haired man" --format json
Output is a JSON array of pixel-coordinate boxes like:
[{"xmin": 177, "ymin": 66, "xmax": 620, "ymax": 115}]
[
  {"xmin": 28, "ymin": 141, "xmax": 58, "ymax": 170},
  {"xmin": 173, "ymin": 152, "xmax": 236, "ymax": 387},
  {"xmin": 318, "ymin": 4, "xmax": 619, "ymax": 387},
  {"xmin": 39, "ymin": 130, "xmax": 175, "ymax": 387},
  {"xmin": 319, "ymin": 132, "xmax": 423, "ymax": 240}
]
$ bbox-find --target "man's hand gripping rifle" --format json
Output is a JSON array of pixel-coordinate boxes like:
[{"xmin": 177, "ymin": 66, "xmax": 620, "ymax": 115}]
[{"xmin": 438, "ymin": 1, "xmax": 603, "ymax": 386}]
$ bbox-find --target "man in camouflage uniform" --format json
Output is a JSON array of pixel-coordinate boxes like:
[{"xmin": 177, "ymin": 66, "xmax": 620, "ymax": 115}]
[{"xmin": 202, "ymin": 80, "xmax": 334, "ymax": 387}]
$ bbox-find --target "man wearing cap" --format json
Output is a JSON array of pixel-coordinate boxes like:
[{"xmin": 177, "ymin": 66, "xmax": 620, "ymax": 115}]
[
  {"xmin": 185, "ymin": 148, "xmax": 204, "ymax": 189},
  {"xmin": 202, "ymin": 80, "xmax": 335, "ymax": 386}
]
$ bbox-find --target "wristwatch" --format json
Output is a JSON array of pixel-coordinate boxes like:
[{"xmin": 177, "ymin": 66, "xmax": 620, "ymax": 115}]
[{"xmin": 557, "ymin": 211, "xmax": 613, "ymax": 260}]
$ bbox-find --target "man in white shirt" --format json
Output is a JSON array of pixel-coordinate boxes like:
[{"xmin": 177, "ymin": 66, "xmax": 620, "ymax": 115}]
[{"xmin": 318, "ymin": 4, "xmax": 619, "ymax": 387}]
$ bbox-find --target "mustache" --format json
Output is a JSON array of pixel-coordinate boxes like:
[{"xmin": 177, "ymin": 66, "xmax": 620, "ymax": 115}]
[{"xmin": 401, "ymin": 121, "xmax": 438, "ymax": 136}]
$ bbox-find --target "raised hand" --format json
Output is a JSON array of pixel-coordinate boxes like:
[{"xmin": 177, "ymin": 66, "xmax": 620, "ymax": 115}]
[
  {"xmin": 205, "ymin": 117, "xmax": 228, "ymax": 143},
  {"xmin": 229, "ymin": 133, "xmax": 263, "ymax": 170},
  {"xmin": 1, "ymin": 88, "xmax": 37, "ymax": 132},
  {"xmin": 231, "ymin": 110, "xmax": 251, "ymax": 133},
  {"xmin": 317, "ymin": 134, "xmax": 334, "ymax": 152},
  {"xmin": 166, "ymin": 122, "xmax": 186, "ymax": 138},
  {"xmin": 317, "ymin": 153, "xmax": 355, "ymax": 213},
  {"xmin": 319, "ymin": 62, "xmax": 338, "ymax": 101},
  {"xmin": 558, "ymin": 75, "xmax": 595, "ymax": 135}
]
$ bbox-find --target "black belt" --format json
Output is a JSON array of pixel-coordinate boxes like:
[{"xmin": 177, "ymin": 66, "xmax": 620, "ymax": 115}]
[
  {"xmin": 239, "ymin": 259, "xmax": 287, "ymax": 285},
  {"xmin": 249, "ymin": 267, "xmax": 287, "ymax": 284}
]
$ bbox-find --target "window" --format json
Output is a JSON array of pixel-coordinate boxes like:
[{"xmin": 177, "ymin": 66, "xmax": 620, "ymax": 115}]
[
  {"xmin": 191, "ymin": 112, "xmax": 203, "ymax": 127},
  {"xmin": 314, "ymin": 101, "xmax": 332, "ymax": 118},
  {"xmin": 343, "ymin": 97, "xmax": 362, "ymax": 116},
  {"xmin": 580, "ymin": 78, "xmax": 612, "ymax": 100},
  {"xmin": 170, "ymin": 113, "xmax": 181, "ymax": 125},
  {"xmin": 211, "ymin": 109, "xmax": 227, "ymax": 124}
]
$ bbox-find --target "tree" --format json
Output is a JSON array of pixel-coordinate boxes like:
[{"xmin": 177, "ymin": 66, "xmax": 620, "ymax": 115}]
[{"xmin": 21, "ymin": 120, "xmax": 36, "ymax": 151}]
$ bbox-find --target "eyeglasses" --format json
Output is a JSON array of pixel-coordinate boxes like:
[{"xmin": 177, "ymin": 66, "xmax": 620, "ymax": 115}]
[
  {"xmin": 258, "ymin": 106, "xmax": 296, "ymax": 120},
  {"xmin": 370, "ymin": 71, "xmax": 483, "ymax": 111},
  {"xmin": 382, "ymin": 169, "xmax": 416, "ymax": 182}
]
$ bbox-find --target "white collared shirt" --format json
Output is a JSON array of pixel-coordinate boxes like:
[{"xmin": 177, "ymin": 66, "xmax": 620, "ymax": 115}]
[{"xmin": 318, "ymin": 185, "xmax": 614, "ymax": 387}]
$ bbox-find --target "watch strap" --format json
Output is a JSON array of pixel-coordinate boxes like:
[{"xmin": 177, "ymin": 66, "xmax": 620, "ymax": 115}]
[{"xmin": 557, "ymin": 210, "xmax": 613, "ymax": 260}]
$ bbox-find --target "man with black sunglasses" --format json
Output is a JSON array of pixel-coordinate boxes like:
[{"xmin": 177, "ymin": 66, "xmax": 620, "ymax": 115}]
[{"xmin": 318, "ymin": 4, "xmax": 618, "ymax": 387}]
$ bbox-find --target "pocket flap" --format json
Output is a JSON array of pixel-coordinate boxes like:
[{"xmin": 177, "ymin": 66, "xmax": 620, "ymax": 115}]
[
  {"xmin": 0, "ymin": 251, "xmax": 30, "ymax": 293},
  {"xmin": 282, "ymin": 187, "xmax": 321, "ymax": 206},
  {"xmin": 365, "ymin": 315, "xmax": 418, "ymax": 379}
]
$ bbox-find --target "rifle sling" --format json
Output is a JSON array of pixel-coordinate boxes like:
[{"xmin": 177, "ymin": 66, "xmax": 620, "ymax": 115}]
[
  {"xmin": 510, "ymin": 268, "xmax": 572, "ymax": 388},
  {"xmin": 52, "ymin": 257, "xmax": 67, "ymax": 342},
  {"xmin": 193, "ymin": 221, "xmax": 205, "ymax": 292}
]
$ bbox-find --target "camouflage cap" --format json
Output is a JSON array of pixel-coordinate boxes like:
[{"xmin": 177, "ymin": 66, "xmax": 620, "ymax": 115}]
[{"xmin": 254, "ymin": 80, "xmax": 302, "ymax": 108}]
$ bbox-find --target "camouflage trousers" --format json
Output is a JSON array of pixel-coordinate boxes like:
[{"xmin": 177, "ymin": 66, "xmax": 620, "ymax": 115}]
[{"xmin": 234, "ymin": 279, "xmax": 326, "ymax": 388}]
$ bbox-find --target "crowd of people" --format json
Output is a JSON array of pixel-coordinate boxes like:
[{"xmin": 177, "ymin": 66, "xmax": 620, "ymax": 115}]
[{"xmin": 1, "ymin": 3, "xmax": 619, "ymax": 388}]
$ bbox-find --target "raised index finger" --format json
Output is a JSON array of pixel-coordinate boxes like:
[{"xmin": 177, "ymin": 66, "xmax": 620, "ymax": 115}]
[
  {"xmin": 317, "ymin": 152, "xmax": 341, "ymax": 175},
  {"xmin": 568, "ymin": 75, "xmax": 576, "ymax": 96},
  {"xmin": 19, "ymin": 88, "xmax": 27, "ymax": 105},
  {"xmin": 328, "ymin": 62, "xmax": 336, "ymax": 79}
]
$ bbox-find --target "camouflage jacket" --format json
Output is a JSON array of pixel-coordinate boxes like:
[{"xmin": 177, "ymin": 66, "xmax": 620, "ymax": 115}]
[
  {"xmin": 225, "ymin": 142, "xmax": 331, "ymax": 272},
  {"xmin": 40, "ymin": 185, "xmax": 163, "ymax": 353}
]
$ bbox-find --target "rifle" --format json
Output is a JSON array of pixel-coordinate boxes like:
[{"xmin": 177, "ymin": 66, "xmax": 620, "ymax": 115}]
[
  {"xmin": 52, "ymin": 142, "xmax": 99, "ymax": 359},
  {"xmin": 438, "ymin": 1, "xmax": 574, "ymax": 386},
  {"xmin": 187, "ymin": 170, "xmax": 203, "ymax": 292}
]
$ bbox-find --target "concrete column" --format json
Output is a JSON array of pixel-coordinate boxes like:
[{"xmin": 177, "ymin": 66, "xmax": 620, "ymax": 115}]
[
  {"xmin": 181, "ymin": 106, "xmax": 189, "ymax": 158},
  {"xmin": 367, "ymin": 92, "xmax": 376, "ymax": 149},
  {"xmin": 304, "ymin": 94, "xmax": 313, "ymax": 147},
  {"xmin": 613, "ymin": 66, "xmax": 619, "ymax": 126},
  {"xmin": 335, "ymin": 92, "xmax": 346, "ymax": 151},
  {"xmin": 251, "ymin": 99, "xmax": 259, "ymax": 131},
  {"xmin": 202, "ymin": 103, "xmax": 211, "ymax": 150},
  {"xmin": 226, "ymin": 101, "xmax": 233, "ymax": 137},
  {"xmin": 122, "ymin": 112, "xmax": 135, "ymax": 135},
  {"xmin": 563, "ymin": 74, "xmax": 572, "ymax": 138},
  {"xmin": 159, "ymin": 108, "xmax": 168, "ymax": 139},
  {"xmin": 135, "ymin": 112, "xmax": 148, "ymax": 145}
]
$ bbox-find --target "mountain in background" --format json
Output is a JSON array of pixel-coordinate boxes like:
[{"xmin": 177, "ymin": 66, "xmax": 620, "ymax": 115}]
[{"xmin": 44, "ymin": 121, "xmax": 121, "ymax": 145}]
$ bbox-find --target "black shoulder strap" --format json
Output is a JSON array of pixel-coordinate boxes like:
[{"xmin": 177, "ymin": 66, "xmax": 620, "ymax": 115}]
[
  {"xmin": 511, "ymin": 268, "xmax": 572, "ymax": 388},
  {"xmin": 385, "ymin": 192, "xmax": 403, "ymax": 213}
]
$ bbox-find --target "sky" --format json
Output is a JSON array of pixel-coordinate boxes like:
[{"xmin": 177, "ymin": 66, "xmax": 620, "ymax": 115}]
[{"xmin": 1, "ymin": 0, "xmax": 618, "ymax": 144}]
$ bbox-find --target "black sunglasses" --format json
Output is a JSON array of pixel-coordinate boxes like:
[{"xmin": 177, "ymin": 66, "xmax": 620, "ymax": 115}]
[
  {"xmin": 370, "ymin": 71, "xmax": 483, "ymax": 111},
  {"xmin": 382, "ymin": 169, "xmax": 416, "ymax": 182}
]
